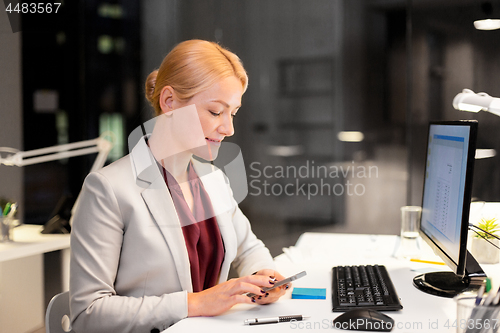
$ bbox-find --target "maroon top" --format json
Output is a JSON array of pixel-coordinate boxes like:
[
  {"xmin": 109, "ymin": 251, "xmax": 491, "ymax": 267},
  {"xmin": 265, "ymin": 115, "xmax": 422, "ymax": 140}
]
[{"xmin": 161, "ymin": 162, "xmax": 225, "ymax": 292}]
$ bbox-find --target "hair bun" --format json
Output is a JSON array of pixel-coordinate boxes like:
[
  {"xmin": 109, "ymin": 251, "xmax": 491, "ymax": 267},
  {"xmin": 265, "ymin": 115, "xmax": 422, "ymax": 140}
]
[{"xmin": 145, "ymin": 70, "xmax": 158, "ymax": 103}]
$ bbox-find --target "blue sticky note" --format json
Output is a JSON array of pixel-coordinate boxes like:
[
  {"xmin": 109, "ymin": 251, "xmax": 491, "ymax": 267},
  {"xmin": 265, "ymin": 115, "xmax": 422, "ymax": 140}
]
[{"xmin": 291, "ymin": 287, "xmax": 326, "ymax": 299}]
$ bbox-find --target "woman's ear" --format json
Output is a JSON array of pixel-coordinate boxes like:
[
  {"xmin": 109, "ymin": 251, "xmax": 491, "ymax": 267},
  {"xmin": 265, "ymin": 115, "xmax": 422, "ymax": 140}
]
[{"xmin": 159, "ymin": 86, "xmax": 175, "ymax": 113}]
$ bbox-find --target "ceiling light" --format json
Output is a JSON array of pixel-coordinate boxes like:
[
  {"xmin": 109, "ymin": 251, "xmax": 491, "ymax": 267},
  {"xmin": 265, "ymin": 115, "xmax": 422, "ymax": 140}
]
[
  {"xmin": 337, "ymin": 131, "xmax": 364, "ymax": 142},
  {"xmin": 474, "ymin": 19, "xmax": 500, "ymax": 30},
  {"xmin": 267, "ymin": 145, "xmax": 304, "ymax": 157}
]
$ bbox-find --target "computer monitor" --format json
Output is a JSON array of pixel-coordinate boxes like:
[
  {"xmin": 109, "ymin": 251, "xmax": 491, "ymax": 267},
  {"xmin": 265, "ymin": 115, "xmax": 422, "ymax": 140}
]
[{"xmin": 413, "ymin": 120, "xmax": 486, "ymax": 298}]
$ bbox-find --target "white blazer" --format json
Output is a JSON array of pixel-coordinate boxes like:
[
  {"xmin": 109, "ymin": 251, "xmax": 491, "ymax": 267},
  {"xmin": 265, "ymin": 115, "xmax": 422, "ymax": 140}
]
[{"xmin": 69, "ymin": 137, "xmax": 275, "ymax": 333}]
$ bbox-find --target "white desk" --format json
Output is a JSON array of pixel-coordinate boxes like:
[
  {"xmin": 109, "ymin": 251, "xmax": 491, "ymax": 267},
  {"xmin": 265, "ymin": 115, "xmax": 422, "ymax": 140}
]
[
  {"xmin": 165, "ymin": 233, "xmax": 500, "ymax": 332},
  {"xmin": 0, "ymin": 224, "xmax": 71, "ymax": 333},
  {"xmin": 0, "ymin": 224, "xmax": 71, "ymax": 262}
]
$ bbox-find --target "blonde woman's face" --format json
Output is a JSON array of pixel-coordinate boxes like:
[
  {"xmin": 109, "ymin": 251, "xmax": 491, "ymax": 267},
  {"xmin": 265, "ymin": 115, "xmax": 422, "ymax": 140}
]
[{"xmin": 176, "ymin": 76, "xmax": 243, "ymax": 160}]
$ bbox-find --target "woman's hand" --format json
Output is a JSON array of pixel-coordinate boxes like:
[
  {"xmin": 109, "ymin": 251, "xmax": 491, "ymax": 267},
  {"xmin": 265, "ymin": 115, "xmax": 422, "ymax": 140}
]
[
  {"xmin": 187, "ymin": 274, "xmax": 276, "ymax": 317},
  {"xmin": 251, "ymin": 269, "xmax": 288, "ymax": 305}
]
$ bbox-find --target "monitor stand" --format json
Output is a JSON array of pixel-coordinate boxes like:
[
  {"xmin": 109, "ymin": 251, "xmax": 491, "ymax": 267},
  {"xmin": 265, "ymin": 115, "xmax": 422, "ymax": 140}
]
[{"xmin": 412, "ymin": 251, "xmax": 486, "ymax": 298}]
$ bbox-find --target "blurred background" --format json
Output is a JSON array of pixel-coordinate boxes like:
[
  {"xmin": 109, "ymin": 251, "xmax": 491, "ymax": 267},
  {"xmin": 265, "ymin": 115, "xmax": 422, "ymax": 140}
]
[{"xmin": 1, "ymin": 0, "xmax": 500, "ymax": 257}]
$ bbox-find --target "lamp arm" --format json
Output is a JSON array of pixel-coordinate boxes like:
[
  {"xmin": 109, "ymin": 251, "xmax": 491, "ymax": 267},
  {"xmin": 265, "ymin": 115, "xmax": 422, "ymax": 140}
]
[
  {"xmin": 18, "ymin": 138, "xmax": 100, "ymax": 158},
  {"xmin": 0, "ymin": 136, "xmax": 114, "ymax": 168},
  {"xmin": 18, "ymin": 146, "xmax": 100, "ymax": 166}
]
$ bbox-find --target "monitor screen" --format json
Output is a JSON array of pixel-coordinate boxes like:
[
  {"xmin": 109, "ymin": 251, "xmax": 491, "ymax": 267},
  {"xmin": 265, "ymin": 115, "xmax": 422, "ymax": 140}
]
[
  {"xmin": 420, "ymin": 121, "xmax": 476, "ymax": 275},
  {"xmin": 413, "ymin": 120, "xmax": 486, "ymax": 297},
  {"xmin": 414, "ymin": 120, "xmax": 485, "ymax": 298}
]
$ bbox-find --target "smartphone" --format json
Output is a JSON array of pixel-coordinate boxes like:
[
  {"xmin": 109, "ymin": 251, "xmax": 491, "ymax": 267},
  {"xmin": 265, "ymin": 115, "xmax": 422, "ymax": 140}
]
[{"xmin": 247, "ymin": 271, "xmax": 307, "ymax": 297}]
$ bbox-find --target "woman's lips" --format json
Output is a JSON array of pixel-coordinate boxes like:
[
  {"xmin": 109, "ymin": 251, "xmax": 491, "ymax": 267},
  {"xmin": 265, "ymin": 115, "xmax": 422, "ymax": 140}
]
[{"xmin": 206, "ymin": 138, "xmax": 222, "ymax": 146}]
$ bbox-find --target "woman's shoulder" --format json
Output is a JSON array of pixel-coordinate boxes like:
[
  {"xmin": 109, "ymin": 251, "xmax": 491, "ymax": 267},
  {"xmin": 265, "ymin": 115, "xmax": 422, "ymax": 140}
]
[
  {"xmin": 97, "ymin": 154, "xmax": 133, "ymax": 176},
  {"xmin": 85, "ymin": 154, "xmax": 134, "ymax": 187}
]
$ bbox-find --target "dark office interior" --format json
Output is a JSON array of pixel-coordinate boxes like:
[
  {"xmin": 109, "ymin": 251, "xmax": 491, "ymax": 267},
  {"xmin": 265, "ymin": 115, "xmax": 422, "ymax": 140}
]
[
  {"xmin": 2, "ymin": 1, "xmax": 500, "ymax": 332},
  {"xmin": 1, "ymin": 0, "xmax": 500, "ymax": 255}
]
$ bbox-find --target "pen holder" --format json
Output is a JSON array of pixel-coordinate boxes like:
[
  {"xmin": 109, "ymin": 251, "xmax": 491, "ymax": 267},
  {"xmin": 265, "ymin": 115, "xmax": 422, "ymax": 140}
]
[
  {"xmin": 0, "ymin": 217, "xmax": 20, "ymax": 242},
  {"xmin": 456, "ymin": 295, "xmax": 500, "ymax": 333}
]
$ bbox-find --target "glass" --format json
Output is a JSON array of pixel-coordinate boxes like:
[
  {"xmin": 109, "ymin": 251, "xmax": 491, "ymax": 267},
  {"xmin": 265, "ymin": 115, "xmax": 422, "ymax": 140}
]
[
  {"xmin": 398, "ymin": 206, "xmax": 422, "ymax": 258},
  {"xmin": 0, "ymin": 217, "xmax": 20, "ymax": 242},
  {"xmin": 401, "ymin": 206, "xmax": 422, "ymax": 239},
  {"xmin": 455, "ymin": 295, "xmax": 500, "ymax": 333}
]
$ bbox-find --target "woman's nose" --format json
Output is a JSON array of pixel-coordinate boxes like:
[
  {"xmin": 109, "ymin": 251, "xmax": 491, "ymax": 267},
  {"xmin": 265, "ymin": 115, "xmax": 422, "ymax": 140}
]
[{"xmin": 218, "ymin": 114, "xmax": 234, "ymax": 137}]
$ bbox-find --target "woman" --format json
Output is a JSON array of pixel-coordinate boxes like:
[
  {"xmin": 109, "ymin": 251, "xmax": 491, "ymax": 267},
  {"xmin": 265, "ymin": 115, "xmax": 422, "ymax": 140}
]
[{"xmin": 70, "ymin": 40, "xmax": 287, "ymax": 333}]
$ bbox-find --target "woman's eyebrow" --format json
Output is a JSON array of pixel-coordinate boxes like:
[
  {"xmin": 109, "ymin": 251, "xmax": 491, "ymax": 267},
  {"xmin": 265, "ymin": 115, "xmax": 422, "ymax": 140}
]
[{"xmin": 209, "ymin": 99, "xmax": 241, "ymax": 109}]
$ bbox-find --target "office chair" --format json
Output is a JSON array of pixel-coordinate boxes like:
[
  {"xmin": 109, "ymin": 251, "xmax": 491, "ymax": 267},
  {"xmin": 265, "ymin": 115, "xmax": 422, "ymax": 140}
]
[{"xmin": 45, "ymin": 291, "xmax": 74, "ymax": 333}]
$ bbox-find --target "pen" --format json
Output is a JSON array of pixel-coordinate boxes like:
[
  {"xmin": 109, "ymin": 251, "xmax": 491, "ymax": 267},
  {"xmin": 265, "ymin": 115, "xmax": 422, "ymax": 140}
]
[
  {"xmin": 482, "ymin": 279, "xmax": 495, "ymax": 306},
  {"xmin": 2, "ymin": 202, "xmax": 11, "ymax": 216},
  {"xmin": 476, "ymin": 285, "xmax": 485, "ymax": 305},
  {"xmin": 466, "ymin": 282, "xmax": 499, "ymax": 333},
  {"xmin": 410, "ymin": 258, "xmax": 446, "ymax": 266},
  {"xmin": 485, "ymin": 277, "xmax": 492, "ymax": 294},
  {"xmin": 493, "ymin": 286, "xmax": 500, "ymax": 306},
  {"xmin": 244, "ymin": 315, "xmax": 310, "ymax": 325},
  {"xmin": 6, "ymin": 203, "xmax": 17, "ymax": 218}
]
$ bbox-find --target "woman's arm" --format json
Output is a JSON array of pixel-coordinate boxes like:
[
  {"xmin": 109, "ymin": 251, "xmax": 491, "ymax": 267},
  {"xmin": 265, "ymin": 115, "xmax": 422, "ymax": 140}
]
[{"xmin": 70, "ymin": 172, "xmax": 186, "ymax": 333}]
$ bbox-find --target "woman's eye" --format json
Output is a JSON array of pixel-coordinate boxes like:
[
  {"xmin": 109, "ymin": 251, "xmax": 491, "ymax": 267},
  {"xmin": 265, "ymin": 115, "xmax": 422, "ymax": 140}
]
[
  {"xmin": 209, "ymin": 111, "xmax": 221, "ymax": 116},
  {"xmin": 231, "ymin": 113, "xmax": 237, "ymax": 118}
]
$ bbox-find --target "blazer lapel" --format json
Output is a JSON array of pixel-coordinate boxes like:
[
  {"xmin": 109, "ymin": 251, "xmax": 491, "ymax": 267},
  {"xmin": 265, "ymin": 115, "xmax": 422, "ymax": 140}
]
[{"xmin": 130, "ymin": 138, "xmax": 193, "ymax": 292}]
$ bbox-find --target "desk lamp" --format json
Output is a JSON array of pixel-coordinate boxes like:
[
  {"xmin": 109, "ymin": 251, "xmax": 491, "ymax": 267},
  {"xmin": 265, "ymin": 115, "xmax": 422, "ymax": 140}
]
[
  {"xmin": 453, "ymin": 89, "xmax": 500, "ymax": 116},
  {"xmin": 0, "ymin": 133, "xmax": 114, "ymax": 233},
  {"xmin": 453, "ymin": 89, "xmax": 500, "ymax": 250},
  {"xmin": 453, "ymin": 89, "xmax": 500, "ymax": 159}
]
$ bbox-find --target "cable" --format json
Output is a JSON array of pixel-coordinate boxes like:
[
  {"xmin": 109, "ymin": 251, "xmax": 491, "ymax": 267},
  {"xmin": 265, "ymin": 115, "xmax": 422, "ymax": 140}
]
[{"xmin": 469, "ymin": 224, "xmax": 500, "ymax": 250}]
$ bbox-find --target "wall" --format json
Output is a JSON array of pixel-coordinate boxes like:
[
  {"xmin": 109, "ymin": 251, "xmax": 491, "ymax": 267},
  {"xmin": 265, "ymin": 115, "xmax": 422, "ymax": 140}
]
[
  {"xmin": 241, "ymin": 0, "xmax": 346, "ymax": 226},
  {"xmin": 139, "ymin": 0, "xmax": 500, "ymax": 247},
  {"xmin": 139, "ymin": 0, "xmax": 409, "ymax": 253},
  {"xmin": 0, "ymin": 6, "xmax": 23, "ymax": 217},
  {"xmin": 140, "ymin": 0, "xmax": 181, "ymax": 123},
  {"xmin": 0, "ymin": 11, "xmax": 39, "ymax": 333},
  {"xmin": 407, "ymin": 4, "xmax": 500, "ymax": 204}
]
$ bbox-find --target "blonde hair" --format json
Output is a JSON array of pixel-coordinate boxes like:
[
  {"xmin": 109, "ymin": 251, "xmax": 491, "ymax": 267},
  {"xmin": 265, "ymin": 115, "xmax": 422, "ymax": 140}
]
[{"xmin": 145, "ymin": 40, "xmax": 248, "ymax": 116}]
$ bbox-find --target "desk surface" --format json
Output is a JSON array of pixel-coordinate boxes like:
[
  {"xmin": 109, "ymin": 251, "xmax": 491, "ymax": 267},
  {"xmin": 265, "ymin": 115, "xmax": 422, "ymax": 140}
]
[
  {"xmin": 165, "ymin": 233, "xmax": 500, "ymax": 333},
  {"xmin": 0, "ymin": 224, "xmax": 70, "ymax": 262}
]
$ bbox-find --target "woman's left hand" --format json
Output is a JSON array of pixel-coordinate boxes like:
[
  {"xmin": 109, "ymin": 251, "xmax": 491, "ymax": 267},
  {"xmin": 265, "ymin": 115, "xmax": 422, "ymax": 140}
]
[{"xmin": 251, "ymin": 269, "xmax": 289, "ymax": 304}]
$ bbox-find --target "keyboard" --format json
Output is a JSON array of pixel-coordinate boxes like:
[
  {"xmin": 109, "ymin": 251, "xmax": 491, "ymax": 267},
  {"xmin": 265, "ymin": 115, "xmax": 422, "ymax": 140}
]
[{"xmin": 331, "ymin": 265, "xmax": 403, "ymax": 311}]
